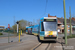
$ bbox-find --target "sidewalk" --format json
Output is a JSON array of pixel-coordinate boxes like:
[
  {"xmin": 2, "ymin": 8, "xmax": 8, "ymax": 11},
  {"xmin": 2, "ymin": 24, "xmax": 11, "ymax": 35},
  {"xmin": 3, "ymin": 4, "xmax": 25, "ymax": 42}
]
[
  {"xmin": 0, "ymin": 33, "xmax": 25, "ymax": 43},
  {"xmin": 0, "ymin": 33, "xmax": 39, "ymax": 50},
  {"xmin": 63, "ymin": 38, "xmax": 75, "ymax": 50}
]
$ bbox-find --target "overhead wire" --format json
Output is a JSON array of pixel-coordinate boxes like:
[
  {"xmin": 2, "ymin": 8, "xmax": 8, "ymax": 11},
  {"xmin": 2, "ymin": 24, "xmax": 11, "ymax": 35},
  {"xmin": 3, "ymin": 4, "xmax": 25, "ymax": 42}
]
[
  {"xmin": 36, "ymin": 0, "xmax": 48, "ymax": 24},
  {"xmin": 40, "ymin": 0, "xmax": 48, "ymax": 18}
]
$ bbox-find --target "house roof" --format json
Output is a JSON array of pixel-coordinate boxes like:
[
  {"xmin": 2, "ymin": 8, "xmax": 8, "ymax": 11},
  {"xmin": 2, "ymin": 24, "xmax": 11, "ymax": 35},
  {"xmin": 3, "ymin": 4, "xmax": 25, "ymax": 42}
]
[
  {"xmin": 58, "ymin": 19, "xmax": 62, "ymax": 24},
  {"xmin": 72, "ymin": 17, "xmax": 75, "ymax": 21},
  {"xmin": 0, "ymin": 26, "xmax": 5, "ymax": 27},
  {"xmin": 57, "ymin": 18, "xmax": 75, "ymax": 25}
]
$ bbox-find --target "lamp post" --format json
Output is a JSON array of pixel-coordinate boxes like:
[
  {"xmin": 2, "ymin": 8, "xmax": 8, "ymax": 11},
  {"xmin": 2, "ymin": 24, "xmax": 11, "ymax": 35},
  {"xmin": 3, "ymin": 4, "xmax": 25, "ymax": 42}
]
[{"xmin": 63, "ymin": 0, "xmax": 67, "ymax": 44}]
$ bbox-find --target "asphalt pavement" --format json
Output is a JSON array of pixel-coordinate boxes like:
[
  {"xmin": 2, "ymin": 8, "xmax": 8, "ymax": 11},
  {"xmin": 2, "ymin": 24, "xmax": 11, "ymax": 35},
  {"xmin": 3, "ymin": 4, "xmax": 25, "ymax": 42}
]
[
  {"xmin": 0, "ymin": 32, "xmax": 14, "ymax": 37},
  {"xmin": 0, "ymin": 33, "xmax": 39, "ymax": 50},
  {"xmin": 0, "ymin": 33, "xmax": 74, "ymax": 50}
]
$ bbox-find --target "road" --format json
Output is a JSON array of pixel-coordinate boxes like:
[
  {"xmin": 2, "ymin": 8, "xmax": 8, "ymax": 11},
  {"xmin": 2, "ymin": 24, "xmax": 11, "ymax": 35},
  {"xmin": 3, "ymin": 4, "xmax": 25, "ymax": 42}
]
[
  {"xmin": 0, "ymin": 33, "xmax": 64, "ymax": 50},
  {"xmin": 31, "ymin": 37, "xmax": 63, "ymax": 50},
  {"xmin": 0, "ymin": 32, "xmax": 14, "ymax": 37}
]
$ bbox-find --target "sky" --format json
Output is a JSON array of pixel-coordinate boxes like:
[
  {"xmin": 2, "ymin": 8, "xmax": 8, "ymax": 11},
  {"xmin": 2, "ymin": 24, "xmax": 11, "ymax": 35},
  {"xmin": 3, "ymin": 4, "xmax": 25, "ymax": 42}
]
[{"xmin": 0, "ymin": 0, "xmax": 75, "ymax": 28}]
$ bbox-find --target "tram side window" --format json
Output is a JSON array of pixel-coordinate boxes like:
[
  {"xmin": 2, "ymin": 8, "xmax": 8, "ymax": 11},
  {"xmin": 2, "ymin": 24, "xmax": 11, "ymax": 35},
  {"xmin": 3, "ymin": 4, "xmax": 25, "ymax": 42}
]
[
  {"xmin": 26, "ymin": 28, "xmax": 28, "ymax": 30},
  {"xmin": 41, "ymin": 22, "xmax": 44, "ymax": 31}
]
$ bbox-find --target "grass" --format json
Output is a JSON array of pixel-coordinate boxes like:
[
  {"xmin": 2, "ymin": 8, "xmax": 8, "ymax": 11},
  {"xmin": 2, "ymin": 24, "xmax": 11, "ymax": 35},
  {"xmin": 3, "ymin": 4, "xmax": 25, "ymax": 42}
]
[
  {"xmin": 67, "ymin": 34, "xmax": 75, "ymax": 39},
  {"xmin": 63, "ymin": 34, "xmax": 75, "ymax": 39},
  {"xmin": 58, "ymin": 32, "xmax": 64, "ymax": 34},
  {"xmin": 0, "ymin": 33, "xmax": 3, "ymax": 35}
]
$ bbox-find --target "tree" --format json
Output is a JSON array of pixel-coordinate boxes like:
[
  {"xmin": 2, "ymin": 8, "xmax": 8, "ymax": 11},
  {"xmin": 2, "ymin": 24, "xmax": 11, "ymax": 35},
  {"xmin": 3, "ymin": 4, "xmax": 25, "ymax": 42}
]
[
  {"xmin": 12, "ymin": 19, "xmax": 30, "ymax": 31},
  {"xmin": 12, "ymin": 24, "xmax": 17, "ymax": 30},
  {"xmin": 19, "ymin": 19, "xmax": 28, "ymax": 30}
]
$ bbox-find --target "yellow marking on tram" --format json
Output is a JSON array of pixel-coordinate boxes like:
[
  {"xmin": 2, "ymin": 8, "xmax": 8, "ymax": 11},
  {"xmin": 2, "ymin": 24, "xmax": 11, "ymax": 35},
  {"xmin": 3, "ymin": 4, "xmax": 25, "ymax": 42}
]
[
  {"xmin": 48, "ymin": 31, "xmax": 53, "ymax": 35},
  {"xmin": 40, "ymin": 36, "xmax": 44, "ymax": 40}
]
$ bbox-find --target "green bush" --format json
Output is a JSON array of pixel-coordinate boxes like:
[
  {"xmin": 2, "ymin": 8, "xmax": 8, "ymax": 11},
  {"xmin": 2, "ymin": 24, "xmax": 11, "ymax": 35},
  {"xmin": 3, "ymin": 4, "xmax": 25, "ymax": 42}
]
[
  {"xmin": 67, "ymin": 34, "xmax": 75, "ymax": 39},
  {"xmin": 59, "ymin": 33, "xmax": 64, "ymax": 34},
  {"xmin": 63, "ymin": 34, "xmax": 75, "ymax": 39},
  {"xmin": 0, "ymin": 33, "xmax": 3, "ymax": 35}
]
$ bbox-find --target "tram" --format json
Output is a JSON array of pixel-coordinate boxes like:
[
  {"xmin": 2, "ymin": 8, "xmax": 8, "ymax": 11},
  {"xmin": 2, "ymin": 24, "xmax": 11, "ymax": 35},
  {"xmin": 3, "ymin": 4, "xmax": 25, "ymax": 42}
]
[
  {"xmin": 38, "ymin": 17, "xmax": 58, "ymax": 41},
  {"xmin": 26, "ymin": 17, "xmax": 58, "ymax": 41},
  {"xmin": 26, "ymin": 26, "xmax": 33, "ymax": 34}
]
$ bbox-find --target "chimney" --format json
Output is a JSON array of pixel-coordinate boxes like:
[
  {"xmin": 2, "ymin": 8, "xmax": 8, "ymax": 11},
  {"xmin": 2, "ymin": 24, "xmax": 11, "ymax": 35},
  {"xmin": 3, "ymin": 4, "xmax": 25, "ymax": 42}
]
[
  {"xmin": 48, "ymin": 14, "xmax": 56, "ymax": 17},
  {"xmin": 48, "ymin": 14, "xmax": 50, "ymax": 17},
  {"xmin": 61, "ymin": 17, "xmax": 63, "ymax": 19}
]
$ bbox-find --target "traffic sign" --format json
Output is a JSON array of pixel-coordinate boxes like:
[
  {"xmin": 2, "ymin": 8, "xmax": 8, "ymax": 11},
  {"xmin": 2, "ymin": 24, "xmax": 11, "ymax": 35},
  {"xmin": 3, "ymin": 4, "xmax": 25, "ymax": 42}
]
[
  {"xmin": 8, "ymin": 24, "xmax": 10, "ymax": 28},
  {"xmin": 8, "ymin": 28, "xmax": 10, "ymax": 30}
]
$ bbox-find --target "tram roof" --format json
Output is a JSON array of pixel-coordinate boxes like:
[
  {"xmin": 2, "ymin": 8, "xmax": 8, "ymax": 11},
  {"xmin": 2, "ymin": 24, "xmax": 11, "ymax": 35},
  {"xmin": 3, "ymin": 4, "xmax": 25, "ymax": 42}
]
[
  {"xmin": 44, "ymin": 17, "xmax": 57, "ymax": 19},
  {"xmin": 40, "ymin": 17, "xmax": 57, "ymax": 20},
  {"xmin": 26, "ymin": 25, "xmax": 34, "ymax": 28}
]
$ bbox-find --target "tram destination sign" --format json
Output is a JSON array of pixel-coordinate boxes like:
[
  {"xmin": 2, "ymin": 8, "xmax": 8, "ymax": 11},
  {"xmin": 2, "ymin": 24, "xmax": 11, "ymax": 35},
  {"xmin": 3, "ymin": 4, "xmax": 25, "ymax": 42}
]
[{"xmin": 44, "ymin": 19, "xmax": 56, "ymax": 22}]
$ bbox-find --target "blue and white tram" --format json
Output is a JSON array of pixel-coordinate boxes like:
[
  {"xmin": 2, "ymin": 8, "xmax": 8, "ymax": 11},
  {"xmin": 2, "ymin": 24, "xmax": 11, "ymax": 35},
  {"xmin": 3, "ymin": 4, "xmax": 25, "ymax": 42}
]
[
  {"xmin": 26, "ymin": 26, "xmax": 33, "ymax": 34},
  {"xmin": 26, "ymin": 17, "xmax": 58, "ymax": 41},
  {"xmin": 38, "ymin": 17, "xmax": 58, "ymax": 41}
]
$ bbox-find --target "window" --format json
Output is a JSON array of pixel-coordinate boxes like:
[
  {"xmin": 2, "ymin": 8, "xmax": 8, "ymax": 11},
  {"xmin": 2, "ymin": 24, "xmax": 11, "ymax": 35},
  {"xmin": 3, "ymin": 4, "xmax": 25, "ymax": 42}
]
[
  {"xmin": 72, "ymin": 26, "xmax": 73, "ymax": 28},
  {"xmin": 68, "ymin": 29, "xmax": 70, "ymax": 31},
  {"xmin": 68, "ymin": 25, "xmax": 70, "ymax": 27},
  {"xmin": 62, "ymin": 25, "xmax": 64, "ymax": 27},
  {"xmin": 41, "ymin": 22, "xmax": 44, "ymax": 31}
]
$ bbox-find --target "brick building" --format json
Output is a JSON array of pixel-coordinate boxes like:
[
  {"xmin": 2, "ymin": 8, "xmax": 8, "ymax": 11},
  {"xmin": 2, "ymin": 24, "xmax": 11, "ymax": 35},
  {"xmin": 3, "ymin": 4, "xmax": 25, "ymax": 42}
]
[
  {"xmin": 57, "ymin": 17, "xmax": 75, "ymax": 33},
  {"xmin": 0, "ymin": 26, "xmax": 5, "ymax": 30}
]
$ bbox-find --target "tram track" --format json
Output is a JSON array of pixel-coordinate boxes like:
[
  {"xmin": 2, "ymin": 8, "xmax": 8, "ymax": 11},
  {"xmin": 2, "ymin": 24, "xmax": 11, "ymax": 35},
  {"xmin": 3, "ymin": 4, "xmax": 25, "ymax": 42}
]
[
  {"xmin": 32, "ymin": 43, "xmax": 42, "ymax": 50},
  {"xmin": 31, "ymin": 42, "xmax": 52, "ymax": 50}
]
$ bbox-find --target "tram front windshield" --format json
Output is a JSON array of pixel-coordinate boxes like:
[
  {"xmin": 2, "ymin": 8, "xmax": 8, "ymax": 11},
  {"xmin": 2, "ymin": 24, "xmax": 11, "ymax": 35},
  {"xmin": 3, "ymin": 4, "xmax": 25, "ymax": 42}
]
[{"xmin": 41, "ymin": 22, "xmax": 57, "ymax": 31}]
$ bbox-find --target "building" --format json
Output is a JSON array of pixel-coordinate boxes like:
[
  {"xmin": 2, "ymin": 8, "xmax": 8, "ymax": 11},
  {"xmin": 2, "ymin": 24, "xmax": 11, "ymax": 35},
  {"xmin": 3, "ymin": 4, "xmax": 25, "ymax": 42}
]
[
  {"xmin": 57, "ymin": 17, "xmax": 75, "ymax": 33},
  {"xmin": 0, "ymin": 26, "xmax": 5, "ymax": 30}
]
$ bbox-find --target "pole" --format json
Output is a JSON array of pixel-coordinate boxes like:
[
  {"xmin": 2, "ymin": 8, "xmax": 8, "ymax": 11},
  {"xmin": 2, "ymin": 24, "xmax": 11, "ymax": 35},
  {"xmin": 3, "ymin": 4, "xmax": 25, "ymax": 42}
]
[
  {"xmin": 17, "ymin": 24, "xmax": 18, "ymax": 36},
  {"xmin": 63, "ymin": 0, "xmax": 67, "ymax": 44},
  {"xmin": 8, "ymin": 30, "xmax": 9, "ymax": 43},
  {"xmin": 69, "ymin": 6, "xmax": 72, "ymax": 36},
  {"xmin": 16, "ymin": 21, "xmax": 19, "ymax": 36},
  {"xmin": 8, "ymin": 29, "xmax": 10, "ymax": 43},
  {"xmin": 21, "ymin": 29, "xmax": 22, "ymax": 35},
  {"xmin": 19, "ymin": 24, "xmax": 20, "ymax": 42}
]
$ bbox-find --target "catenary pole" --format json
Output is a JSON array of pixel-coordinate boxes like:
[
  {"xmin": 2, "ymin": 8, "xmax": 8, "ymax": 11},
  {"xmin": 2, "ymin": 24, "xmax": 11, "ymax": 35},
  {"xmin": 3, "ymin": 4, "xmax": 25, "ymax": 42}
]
[
  {"xmin": 69, "ymin": 6, "xmax": 72, "ymax": 36},
  {"xmin": 63, "ymin": 0, "xmax": 67, "ymax": 44}
]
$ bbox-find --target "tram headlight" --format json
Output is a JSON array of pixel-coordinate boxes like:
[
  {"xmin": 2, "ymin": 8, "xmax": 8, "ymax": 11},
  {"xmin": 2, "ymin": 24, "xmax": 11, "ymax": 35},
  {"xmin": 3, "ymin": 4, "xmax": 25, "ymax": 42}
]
[
  {"xmin": 53, "ymin": 31, "xmax": 57, "ymax": 37},
  {"xmin": 45, "ymin": 31, "xmax": 49, "ymax": 37}
]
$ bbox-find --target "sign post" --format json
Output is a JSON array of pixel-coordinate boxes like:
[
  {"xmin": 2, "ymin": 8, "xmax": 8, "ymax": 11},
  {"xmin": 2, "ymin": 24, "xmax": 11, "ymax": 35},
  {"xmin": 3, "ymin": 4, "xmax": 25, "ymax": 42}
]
[
  {"xmin": 16, "ymin": 21, "xmax": 21, "ymax": 42},
  {"xmin": 21, "ymin": 29, "xmax": 22, "ymax": 35},
  {"xmin": 8, "ymin": 24, "xmax": 10, "ymax": 43},
  {"xmin": 19, "ymin": 24, "xmax": 20, "ymax": 42}
]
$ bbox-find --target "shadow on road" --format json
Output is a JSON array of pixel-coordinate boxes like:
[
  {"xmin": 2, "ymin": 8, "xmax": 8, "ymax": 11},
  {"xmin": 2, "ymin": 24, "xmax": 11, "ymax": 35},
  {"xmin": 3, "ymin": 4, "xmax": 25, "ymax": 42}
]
[
  {"xmin": 56, "ymin": 40, "xmax": 65, "ymax": 50},
  {"xmin": 26, "ymin": 33, "xmax": 34, "ymax": 35},
  {"xmin": 41, "ymin": 41, "xmax": 56, "ymax": 43}
]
